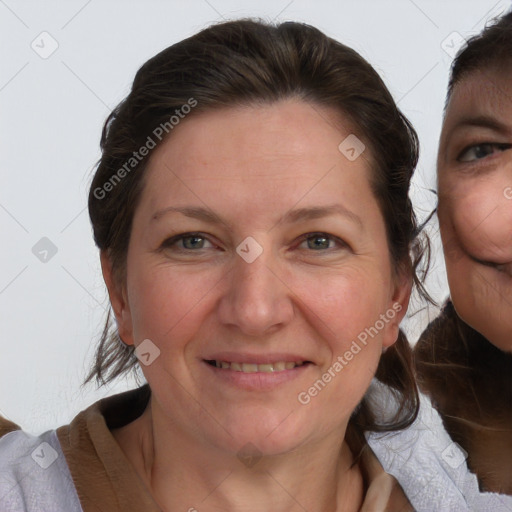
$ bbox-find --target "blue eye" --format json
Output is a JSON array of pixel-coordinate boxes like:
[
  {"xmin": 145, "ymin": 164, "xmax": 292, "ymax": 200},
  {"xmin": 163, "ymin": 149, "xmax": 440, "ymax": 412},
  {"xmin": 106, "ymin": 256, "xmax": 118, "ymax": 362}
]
[
  {"xmin": 160, "ymin": 232, "xmax": 347, "ymax": 254},
  {"xmin": 181, "ymin": 235, "xmax": 209, "ymax": 249},
  {"xmin": 298, "ymin": 233, "xmax": 344, "ymax": 251},
  {"xmin": 161, "ymin": 233, "xmax": 214, "ymax": 250},
  {"xmin": 458, "ymin": 143, "xmax": 511, "ymax": 162}
]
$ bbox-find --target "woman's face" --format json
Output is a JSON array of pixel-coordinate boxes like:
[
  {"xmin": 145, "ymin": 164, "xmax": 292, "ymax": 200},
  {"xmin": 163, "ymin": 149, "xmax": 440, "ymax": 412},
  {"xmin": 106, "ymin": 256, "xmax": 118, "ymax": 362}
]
[
  {"xmin": 107, "ymin": 99, "xmax": 409, "ymax": 456},
  {"xmin": 438, "ymin": 68, "xmax": 512, "ymax": 352}
]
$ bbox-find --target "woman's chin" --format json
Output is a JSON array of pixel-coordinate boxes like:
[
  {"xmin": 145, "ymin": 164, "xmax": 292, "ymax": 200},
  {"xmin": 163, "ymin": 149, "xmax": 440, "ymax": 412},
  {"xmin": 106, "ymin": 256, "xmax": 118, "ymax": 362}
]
[{"xmin": 208, "ymin": 415, "xmax": 315, "ymax": 461}]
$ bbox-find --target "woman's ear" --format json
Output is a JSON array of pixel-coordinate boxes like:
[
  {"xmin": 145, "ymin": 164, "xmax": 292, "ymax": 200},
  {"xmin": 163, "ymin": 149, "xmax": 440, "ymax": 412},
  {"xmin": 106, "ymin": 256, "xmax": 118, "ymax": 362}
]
[
  {"xmin": 382, "ymin": 267, "xmax": 412, "ymax": 349},
  {"xmin": 100, "ymin": 251, "xmax": 134, "ymax": 346}
]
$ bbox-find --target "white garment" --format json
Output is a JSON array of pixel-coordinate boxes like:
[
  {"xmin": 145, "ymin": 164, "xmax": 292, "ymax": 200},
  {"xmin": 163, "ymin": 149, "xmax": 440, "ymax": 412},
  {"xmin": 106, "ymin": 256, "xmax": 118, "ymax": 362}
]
[
  {"xmin": 366, "ymin": 382, "xmax": 512, "ymax": 512},
  {"xmin": 3, "ymin": 383, "xmax": 512, "ymax": 511},
  {"xmin": 0, "ymin": 428, "xmax": 82, "ymax": 512}
]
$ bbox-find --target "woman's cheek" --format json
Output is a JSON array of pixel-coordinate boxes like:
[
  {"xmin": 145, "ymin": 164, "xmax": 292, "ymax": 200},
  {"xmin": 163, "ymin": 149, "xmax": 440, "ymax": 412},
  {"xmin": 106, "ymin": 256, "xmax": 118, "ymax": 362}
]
[
  {"xmin": 450, "ymin": 184, "xmax": 505, "ymax": 253},
  {"xmin": 293, "ymin": 270, "xmax": 382, "ymax": 346},
  {"xmin": 128, "ymin": 266, "xmax": 214, "ymax": 341}
]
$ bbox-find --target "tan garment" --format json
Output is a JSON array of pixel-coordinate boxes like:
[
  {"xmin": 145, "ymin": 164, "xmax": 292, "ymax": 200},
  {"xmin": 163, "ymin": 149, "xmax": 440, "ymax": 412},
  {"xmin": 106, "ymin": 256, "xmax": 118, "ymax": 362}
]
[
  {"xmin": 1, "ymin": 386, "xmax": 412, "ymax": 511},
  {"xmin": 0, "ymin": 416, "xmax": 20, "ymax": 438}
]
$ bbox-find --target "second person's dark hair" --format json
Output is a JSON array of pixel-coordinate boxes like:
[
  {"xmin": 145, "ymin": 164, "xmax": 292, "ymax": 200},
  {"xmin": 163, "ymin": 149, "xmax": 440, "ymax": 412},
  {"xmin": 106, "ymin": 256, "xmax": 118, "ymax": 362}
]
[{"xmin": 448, "ymin": 10, "xmax": 512, "ymax": 98}]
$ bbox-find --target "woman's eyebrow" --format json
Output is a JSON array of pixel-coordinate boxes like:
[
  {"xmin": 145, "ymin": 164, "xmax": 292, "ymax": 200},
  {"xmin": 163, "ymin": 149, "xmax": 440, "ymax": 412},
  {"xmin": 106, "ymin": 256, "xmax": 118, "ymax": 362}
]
[
  {"xmin": 151, "ymin": 204, "xmax": 363, "ymax": 229},
  {"xmin": 450, "ymin": 114, "xmax": 509, "ymax": 134},
  {"xmin": 151, "ymin": 206, "xmax": 227, "ymax": 226},
  {"xmin": 279, "ymin": 205, "xmax": 363, "ymax": 228}
]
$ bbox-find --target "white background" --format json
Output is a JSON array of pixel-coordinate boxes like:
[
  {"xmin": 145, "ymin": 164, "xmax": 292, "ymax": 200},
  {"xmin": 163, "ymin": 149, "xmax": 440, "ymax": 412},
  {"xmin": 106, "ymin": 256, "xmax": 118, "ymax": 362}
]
[{"xmin": 1, "ymin": 0, "xmax": 509, "ymax": 433}]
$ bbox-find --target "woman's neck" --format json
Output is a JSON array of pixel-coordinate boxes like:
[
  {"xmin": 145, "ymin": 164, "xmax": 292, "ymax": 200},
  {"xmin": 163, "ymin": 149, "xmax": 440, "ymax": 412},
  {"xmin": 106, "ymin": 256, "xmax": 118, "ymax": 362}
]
[{"xmin": 112, "ymin": 397, "xmax": 364, "ymax": 512}]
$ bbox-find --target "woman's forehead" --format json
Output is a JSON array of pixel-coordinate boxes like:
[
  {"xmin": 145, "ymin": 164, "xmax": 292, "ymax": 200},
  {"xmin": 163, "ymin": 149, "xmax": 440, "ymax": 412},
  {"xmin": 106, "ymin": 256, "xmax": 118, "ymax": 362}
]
[
  {"xmin": 447, "ymin": 67, "xmax": 512, "ymax": 120},
  {"xmin": 134, "ymin": 101, "xmax": 377, "ymax": 230},
  {"xmin": 144, "ymin": 100, "xmax": 365, "ymax": 182}
]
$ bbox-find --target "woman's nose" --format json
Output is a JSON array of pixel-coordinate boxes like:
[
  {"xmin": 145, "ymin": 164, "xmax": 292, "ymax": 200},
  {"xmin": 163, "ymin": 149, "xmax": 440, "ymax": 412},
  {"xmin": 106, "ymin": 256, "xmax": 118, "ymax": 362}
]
[{"xmin": 216, "ymin": 246, "xmax": 295, "ymax": 337}]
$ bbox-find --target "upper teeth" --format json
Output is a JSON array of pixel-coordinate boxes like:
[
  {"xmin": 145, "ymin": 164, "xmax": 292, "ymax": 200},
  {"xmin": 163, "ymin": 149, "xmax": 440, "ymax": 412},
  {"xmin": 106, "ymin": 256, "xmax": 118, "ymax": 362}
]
[{"xmin": 213, "ymin": 361, "xmax": 304, "ymax": 373}]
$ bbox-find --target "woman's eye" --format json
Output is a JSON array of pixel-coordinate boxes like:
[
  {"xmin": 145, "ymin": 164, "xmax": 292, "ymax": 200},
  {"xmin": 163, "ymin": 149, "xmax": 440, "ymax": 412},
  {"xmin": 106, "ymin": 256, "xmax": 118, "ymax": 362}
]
[
  {"xmin": 161, "ymin": 233, "xmax": 214, "ymax": 251},
  {"xmin": 161, "ymin": 232, "xmax": 346, "ymax": 253},
  {"xmin": 457, "ymin": 143, "xmax": 511, "ymax": 162},
  {"xmin": 298, "ymin": 233, "xmax": 344, "ymax": 251}
]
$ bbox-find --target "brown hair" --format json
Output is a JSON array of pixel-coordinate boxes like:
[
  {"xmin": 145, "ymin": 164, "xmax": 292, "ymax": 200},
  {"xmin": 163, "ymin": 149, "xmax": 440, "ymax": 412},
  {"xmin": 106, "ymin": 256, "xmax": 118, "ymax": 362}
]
[
  {"xmin": 415, "ymin": 10, "xmax": 512, "ymax": 494},
  {"xmin": 414, "ymin": 302, "xmax": 512, "ymax": 492},
  {"xmin": 86, "ymin": 19, "xmax": 429, "ymax": 445}
]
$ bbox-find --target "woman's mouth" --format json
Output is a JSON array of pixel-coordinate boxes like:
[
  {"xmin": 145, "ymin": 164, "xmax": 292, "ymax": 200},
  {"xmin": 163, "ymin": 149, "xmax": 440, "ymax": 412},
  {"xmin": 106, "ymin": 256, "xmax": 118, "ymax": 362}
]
[
  {"xmin": 494, "ymin": 262, "xmax": 512, "ymax": 277},
  {"xmin": 201, "ymin": 351, "xmax": 315, "ymax": 391},
  {"xmin": 476, "ymin": 259, "xmax": 512, "ymax": 277},
  {"xmin": 205, "ymin": 360, "xmax": 308, "ymax": 373},
  {"xmin": 467, "ymin": 251, "xmax": 512, "ymax": 278},
  {"xmin": 202, "ymin": 357, "xmax": 313, "ymax": 390}
]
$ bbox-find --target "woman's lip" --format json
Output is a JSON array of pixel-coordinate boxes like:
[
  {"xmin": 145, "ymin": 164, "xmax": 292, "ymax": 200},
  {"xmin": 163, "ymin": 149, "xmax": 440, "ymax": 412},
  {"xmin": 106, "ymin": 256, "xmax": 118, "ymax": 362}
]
[
  {"xmin": 202, "ymin": 352, "xmax": 312, "ymax": 364},
  {"xmin": 206, "ymin": 360, "xmax": 307, "ymax": 372},
  {"xmin": 495, "ymin": 262, "xmax": 512, "ymax": 277},
  {"xmin": 203, "ymin": 360, "xmax": 310, "ymax": 391},
  {"xmin": 475, "ymin": 258, "xmax": 512, "ymax": 277}
]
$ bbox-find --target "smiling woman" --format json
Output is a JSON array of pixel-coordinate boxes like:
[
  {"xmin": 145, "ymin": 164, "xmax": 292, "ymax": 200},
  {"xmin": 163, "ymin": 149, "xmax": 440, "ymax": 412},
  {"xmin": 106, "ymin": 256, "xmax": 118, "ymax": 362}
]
[
  {"xmin": 414, "ymin": 11, "xmax": 512, "ymax": 498},
  {"xmin": 0, "ymin": 19, "xmax": 429, "ymax": 512}
]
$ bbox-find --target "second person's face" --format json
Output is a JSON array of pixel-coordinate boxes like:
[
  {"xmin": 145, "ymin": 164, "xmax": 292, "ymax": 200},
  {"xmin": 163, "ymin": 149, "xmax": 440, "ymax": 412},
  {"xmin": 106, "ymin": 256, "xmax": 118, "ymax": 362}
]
[{"xmin": 438, "ymin": 67, "xmax": 512, "ymax": 351}]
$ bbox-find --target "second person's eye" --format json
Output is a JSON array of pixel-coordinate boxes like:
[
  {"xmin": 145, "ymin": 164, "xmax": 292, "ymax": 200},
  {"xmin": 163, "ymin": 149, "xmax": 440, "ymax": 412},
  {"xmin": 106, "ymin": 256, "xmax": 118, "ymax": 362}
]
[{"xmin": 458, "ymin": 143, "xmax": 511, "ymax": 162}]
